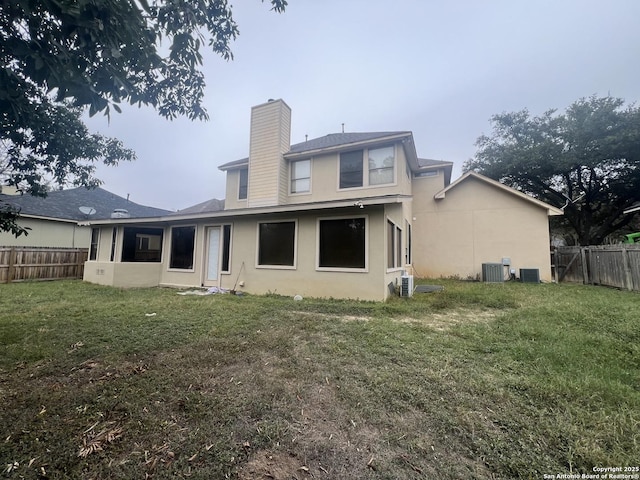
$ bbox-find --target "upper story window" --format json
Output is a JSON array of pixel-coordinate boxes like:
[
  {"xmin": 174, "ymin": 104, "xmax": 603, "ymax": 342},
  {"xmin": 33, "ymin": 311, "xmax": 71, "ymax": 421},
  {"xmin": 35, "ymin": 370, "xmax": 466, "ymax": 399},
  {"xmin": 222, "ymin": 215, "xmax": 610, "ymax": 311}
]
[
  {"xmin": 339, "ymin": 145, "xmax": 395, "ymax": 189},
  {"xmin": 339, "ymin": 151, "xmax": 363, "ymax": 189},
  {"xmin": 238, "ymin": 168, "xmax": 248, "ymax": 200},
  {"xmin": 291, "ymin": 159, "xmax": 311, "ymax": 193},
  {"xmin": 369, "ymin": 146, "xmax": 395, "ymax": 185}
]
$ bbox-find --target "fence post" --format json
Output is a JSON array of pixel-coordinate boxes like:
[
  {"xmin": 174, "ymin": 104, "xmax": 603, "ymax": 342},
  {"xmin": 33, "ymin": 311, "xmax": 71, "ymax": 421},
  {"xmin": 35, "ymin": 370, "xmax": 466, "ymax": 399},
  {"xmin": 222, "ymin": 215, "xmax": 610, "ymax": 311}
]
[
  {"xmin": 580, "ymin": 247, "xmax": 589, "ymax": 284},
  {"xmin": 6, "ymin": 247, "xmax": 16, "ymax": 283},
  {"xmin": 621, "ymin": 248, "xmax": 633, "ymax": 291}
]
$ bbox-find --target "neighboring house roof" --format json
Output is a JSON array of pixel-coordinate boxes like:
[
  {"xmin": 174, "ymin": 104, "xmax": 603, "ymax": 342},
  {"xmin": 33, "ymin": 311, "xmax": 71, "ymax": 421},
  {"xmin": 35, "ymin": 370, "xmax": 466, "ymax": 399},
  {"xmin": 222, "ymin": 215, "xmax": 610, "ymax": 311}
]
[
  {"xmin": 434, "ymin": 171, "xmax": 564, "ymax": 216},
  {"xmin": 218, "ymin": 131, "xmax": 414, "ymax": 171},
  {"xmin": 0, "ymin": 187, "xmax": 172, "ymax": 221},
  {"xmin": 172, "ymin": 198, "xmax": 225, "ymax": 215}
]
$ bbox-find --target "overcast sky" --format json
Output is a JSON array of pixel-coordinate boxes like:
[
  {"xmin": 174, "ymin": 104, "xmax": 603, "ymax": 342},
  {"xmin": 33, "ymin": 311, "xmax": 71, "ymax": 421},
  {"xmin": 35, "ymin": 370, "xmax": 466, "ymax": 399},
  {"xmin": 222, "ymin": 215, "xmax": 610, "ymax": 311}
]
[{"xmin": 86, "ymin": 0, "xmax": 640, "ymax": 212}]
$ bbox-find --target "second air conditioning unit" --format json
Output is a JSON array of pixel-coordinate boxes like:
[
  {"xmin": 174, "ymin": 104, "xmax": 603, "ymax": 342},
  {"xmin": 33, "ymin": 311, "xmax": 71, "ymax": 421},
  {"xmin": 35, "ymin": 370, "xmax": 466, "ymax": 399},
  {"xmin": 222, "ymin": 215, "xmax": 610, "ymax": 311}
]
[{"xmin": 400, "ymin": 274, "xmax": 414, "ymax": 297}]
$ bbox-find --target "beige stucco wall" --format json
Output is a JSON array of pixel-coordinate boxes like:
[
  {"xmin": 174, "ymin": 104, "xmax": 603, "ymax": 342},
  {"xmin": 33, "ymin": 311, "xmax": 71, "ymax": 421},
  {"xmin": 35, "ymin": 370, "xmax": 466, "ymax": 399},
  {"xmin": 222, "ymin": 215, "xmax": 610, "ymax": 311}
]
[
  {"xmin": 286, "ymin": 142, "xmax": 412, "ymax": 206},
  {"xmin": 84, "ymin": 262, "xmax": 162, "ymax": 288},
  {"xmin": 83, "ymin": 205, "xmax": 409, "ymax": 301},
  {"xmin": 412, "ymin": 176, "xmax": 553, "ymax": 281},
  {"xmin": 225, "ymin": 141, "xmax": 412, "ymax": 211},
  {"xmin": 0, "ymin": 217, "xmax": 91, "ymax": 248}
]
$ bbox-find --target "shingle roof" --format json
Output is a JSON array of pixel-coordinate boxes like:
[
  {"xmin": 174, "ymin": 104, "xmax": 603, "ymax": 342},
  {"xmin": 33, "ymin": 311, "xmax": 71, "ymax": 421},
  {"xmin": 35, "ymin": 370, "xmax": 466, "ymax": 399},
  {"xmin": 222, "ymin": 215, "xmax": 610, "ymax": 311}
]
[
  {"xmin": 218, "ymin": 132, "xmax": 411, "ymax": 170},
  {"xmin": 288, "ymin": 132, "xmax": 411, "ymax": 153},
  {"xmin": 172, "ymin": 198, "xmax": 225, "ymax": 215},
  {"xmin": 0, "ymin": 187, "xmax": 171, "ymax": 221},
  {"xmin": 418, "ymin": 158, "xmax": 453, "ymax": 168}
]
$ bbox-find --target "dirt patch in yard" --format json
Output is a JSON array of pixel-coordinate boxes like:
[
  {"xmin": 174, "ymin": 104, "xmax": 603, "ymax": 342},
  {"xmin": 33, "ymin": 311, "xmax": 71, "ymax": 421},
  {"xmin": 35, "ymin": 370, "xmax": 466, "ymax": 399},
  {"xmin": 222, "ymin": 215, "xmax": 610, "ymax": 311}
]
[{"xmin": 399, "ymin": 309, "xmax": 499, "ymax": 330}]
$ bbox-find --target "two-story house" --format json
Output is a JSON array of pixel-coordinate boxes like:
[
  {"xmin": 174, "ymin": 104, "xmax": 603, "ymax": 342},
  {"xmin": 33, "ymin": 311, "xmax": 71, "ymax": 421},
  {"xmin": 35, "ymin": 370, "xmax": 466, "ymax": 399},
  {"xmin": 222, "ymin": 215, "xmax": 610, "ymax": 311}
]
[{"xmin": 82, "ymin": 99, "xmax": 562, "ymax": 300}]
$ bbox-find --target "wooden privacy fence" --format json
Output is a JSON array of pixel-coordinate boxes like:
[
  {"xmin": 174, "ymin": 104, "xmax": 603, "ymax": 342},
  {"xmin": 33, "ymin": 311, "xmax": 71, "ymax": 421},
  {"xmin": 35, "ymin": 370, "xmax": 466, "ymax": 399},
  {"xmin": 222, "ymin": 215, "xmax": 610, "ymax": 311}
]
[
  {"xmin": 0, "ymin": 247, "xmax": 88, "ymax": 283},
  {"xmin": 554, "ymin": 245, "xmax": 640, "ymax": 291}
]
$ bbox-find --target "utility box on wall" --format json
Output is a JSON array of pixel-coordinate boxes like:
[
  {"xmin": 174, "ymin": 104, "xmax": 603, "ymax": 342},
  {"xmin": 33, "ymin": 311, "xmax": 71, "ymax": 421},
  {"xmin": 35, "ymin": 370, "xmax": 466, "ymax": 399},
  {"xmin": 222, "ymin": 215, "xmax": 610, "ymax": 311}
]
[{"xmin": 482, "ymin": 263, "xmax": 504, "ymax": 283}]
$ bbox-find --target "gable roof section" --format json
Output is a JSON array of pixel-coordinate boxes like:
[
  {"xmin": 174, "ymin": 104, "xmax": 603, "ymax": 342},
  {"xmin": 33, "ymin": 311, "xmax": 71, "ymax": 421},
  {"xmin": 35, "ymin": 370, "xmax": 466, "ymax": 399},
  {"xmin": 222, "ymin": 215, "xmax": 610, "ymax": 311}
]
[
  {"xmin": 434, "ymin": 172, "xmax": 563, "ymax": 216},
  {"xmin": 0, "ymin": 187, "xmax": 172, "ymax": 221}
]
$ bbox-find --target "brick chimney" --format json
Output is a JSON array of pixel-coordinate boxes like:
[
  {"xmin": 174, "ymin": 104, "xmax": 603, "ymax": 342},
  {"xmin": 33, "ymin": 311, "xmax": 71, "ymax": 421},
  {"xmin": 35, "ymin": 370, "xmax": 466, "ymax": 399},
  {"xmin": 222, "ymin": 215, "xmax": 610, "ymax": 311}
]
[{"xmin": 247, "ymin": 99, "xmax": 291, "ymax": 207}]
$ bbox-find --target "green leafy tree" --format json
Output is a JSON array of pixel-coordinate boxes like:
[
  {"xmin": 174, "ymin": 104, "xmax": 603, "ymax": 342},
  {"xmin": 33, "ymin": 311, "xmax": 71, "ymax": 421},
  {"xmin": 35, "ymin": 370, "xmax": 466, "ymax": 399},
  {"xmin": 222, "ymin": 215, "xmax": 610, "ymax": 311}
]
[
  {"xmin": 464, "ymin": 96, "xmax": 640, "ymax": 245},
  {"xmin": 0, "ymin": 0, "xmax": 287, "ymax": 235}
]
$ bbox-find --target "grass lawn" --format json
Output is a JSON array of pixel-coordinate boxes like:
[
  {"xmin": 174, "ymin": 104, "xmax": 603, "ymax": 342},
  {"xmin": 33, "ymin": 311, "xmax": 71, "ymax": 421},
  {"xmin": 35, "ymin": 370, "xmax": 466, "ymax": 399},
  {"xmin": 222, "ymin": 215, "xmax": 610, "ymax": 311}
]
[{"xmin": 0, "ymin": 280, "xmax": 638, "ymax": 479}]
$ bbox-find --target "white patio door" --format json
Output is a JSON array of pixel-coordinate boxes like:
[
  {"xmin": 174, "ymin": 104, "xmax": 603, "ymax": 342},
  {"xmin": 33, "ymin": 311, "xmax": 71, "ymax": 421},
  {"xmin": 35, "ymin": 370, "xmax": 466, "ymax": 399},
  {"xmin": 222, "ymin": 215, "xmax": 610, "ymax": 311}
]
[{"xmin": 204, "ymin": 226, "xmax": 221, "ymax": 286}]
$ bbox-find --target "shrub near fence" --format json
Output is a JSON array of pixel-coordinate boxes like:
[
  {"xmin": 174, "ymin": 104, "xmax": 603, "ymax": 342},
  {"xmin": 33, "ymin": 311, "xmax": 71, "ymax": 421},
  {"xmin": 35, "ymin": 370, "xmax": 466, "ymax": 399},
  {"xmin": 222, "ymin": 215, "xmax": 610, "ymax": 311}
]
[
  {"xmin": 554, "ymin": 245, "xmax": 640, "ymax": 291},
  {"xmin": 0, "ymin": 247, "xmax": 88, "ymax": 283}
]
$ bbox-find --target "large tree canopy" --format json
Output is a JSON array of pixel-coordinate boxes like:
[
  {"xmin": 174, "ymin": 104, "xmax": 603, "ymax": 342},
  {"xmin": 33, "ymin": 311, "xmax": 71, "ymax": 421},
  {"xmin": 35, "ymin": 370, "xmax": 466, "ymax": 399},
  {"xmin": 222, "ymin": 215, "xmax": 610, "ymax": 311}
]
[
  {"xmin": 464, "ymin": 96, "xmax": 640, "ymax": 245},
  {"xmin": 0, "ymin": 0, "xmax": 287, "ymax": 235}
]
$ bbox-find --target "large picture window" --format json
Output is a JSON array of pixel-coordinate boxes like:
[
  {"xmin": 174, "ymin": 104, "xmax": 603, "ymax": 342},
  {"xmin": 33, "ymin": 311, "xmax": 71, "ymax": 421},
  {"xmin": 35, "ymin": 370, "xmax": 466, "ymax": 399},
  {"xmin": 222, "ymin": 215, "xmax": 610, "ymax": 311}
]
[
  {"xmin": 238, "ymin": 168, "xmax": 248, "ymax": 200},
  {"xmin": 291, "ymin": 159, "xmax": 311, "ymax": 193},
  {"xmin": 121, "ymin": 227, "xmax": 163, "ymax": 262},
  {"xmin": 318, "ymin": 217, "xmax": 366, "ymax": 270},
  {"xmin": 170, "ymin": 226, "xmax": 196, "ymax": 269},
  {"xmin": 258, "ymin": 221, "xmax": 296, "ymax": 267}
]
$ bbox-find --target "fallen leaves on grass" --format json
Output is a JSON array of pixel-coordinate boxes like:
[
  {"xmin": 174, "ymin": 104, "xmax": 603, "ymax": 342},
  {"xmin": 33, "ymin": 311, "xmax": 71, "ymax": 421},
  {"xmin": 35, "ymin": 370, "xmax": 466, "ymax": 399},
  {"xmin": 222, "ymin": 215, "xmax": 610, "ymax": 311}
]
[{"xmin": 78, "ymin": 421, "xmax": 123, "ymax": 457}]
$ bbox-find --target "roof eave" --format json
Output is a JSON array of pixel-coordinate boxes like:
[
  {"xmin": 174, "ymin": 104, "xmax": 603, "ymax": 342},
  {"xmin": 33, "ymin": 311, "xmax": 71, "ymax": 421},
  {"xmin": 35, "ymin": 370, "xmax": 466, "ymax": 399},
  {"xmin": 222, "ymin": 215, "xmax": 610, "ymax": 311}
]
[
  {"xmin": 434, "ymin": 172, "xmax": 564, "ymax": 216},
  {"xmin": 79, "ymin": 195, "xmax": 411, "ymax": 227}
]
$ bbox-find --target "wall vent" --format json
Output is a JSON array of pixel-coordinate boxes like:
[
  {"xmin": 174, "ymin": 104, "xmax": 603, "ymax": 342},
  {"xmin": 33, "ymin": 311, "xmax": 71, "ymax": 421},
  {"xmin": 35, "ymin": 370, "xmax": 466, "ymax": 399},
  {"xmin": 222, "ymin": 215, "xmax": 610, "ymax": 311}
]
[
  {"xmin": 520, "ymin": 268, "xmax": 540, "ymax": 283},
  {"xmin": 482, "ymin": 263, "xmax": 504, "ymax": 283}
]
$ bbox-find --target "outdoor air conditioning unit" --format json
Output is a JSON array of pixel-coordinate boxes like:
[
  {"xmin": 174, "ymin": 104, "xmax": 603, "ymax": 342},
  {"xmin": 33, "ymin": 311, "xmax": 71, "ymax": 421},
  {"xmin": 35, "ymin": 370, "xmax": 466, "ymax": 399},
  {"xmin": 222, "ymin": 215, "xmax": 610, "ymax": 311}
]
[
  {"xmin": 520, "ymin": 268, "xmax": 540, "ymax": 283},
  {"xmin": 482, "ymin": 263, "xmax": 504, "ymax": 283},
  {"xmin": 400, "ymin": 274, "xmax": 414, "ymax": 297}
]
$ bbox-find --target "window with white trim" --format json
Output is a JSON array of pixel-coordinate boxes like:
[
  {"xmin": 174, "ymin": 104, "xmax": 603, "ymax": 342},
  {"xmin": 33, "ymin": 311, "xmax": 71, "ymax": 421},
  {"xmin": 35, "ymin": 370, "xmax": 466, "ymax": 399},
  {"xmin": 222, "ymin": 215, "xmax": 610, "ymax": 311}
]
[
  {"xmin": 121, "ymin": 227, "xmax": 163, "ymax": 262},
  {"xmin": 89, "ymin": 228, "xmax": 99, "ymax": 260},
  {"xmin": 170, "ymin": 225, "xmax": 196, "ymax": 270},
  {"xmin": 258, "ymin": 221, "xmax": 296, "ymax": 267},
  {"xmin": 339, "ymin": 145, "xmax": 395, "ymax": 189},
  {"xmin": 318, "ymin": 217, "xmax": 366, "ymax": 270},
  {"xmin": 291, "ymin": 159, "xmax": 311, "ymax": 193},
  {"xmin": 369, "ymin": 146, "xmax": 395, "ymax": 185},
  {"xmin": 387, "ymin": 220, "xmax": 402, "ymax": 270},
  {"xmin": 238, "ymin": 168, "xmax": 248, "ymax": 200},
  {"xmin": 221, "ymin": 224, "xmax": 232, "ymax": 273}
]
